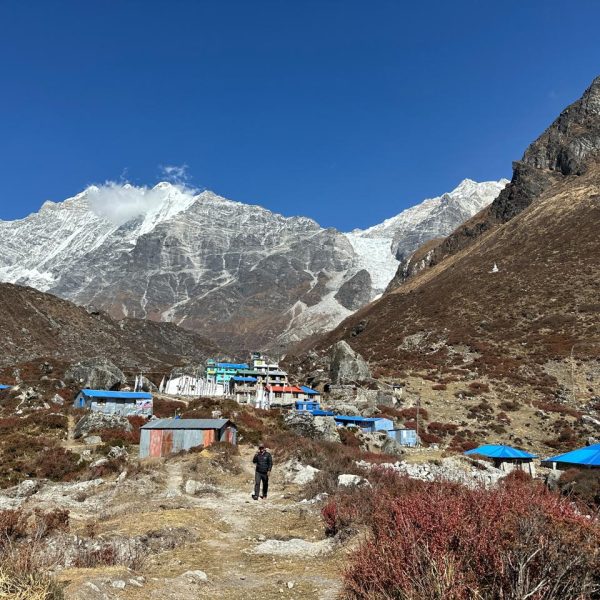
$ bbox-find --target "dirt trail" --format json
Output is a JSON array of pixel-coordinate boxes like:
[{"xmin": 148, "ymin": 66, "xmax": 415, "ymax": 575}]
[{"xmin": 61, "ymin": 447, "xmax": 344, "ymax": 600}]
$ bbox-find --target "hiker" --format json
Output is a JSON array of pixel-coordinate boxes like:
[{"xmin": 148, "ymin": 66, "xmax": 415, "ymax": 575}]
[{"xmin": 252, "ymin": 443, "xmax": 272, "ymax": 500}]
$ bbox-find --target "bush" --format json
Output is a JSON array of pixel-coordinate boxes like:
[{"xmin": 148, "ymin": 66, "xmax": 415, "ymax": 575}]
[
  {"xmin": 339, "ymin": 475, "xmax": 600, "ymax": 599},
  {"xmin": 468, "ymin": 382, "xmax": 490, "ymax": 394},
  {"xmin": 398, "ymin": 407, "xmax": 429, "ymax": 421},
  {"xmin": 432, "ymin": 383, "xmax": 447, "ymax": 391},
  {"xmin": 427, "ymin": 422, "xmax": 458, "ymax": 436},
  {"xmin": 34, "ymin": 447, "xmax": 82, "ymax": 481},
  {"xmin": 0, "ymin": 567, "xmax": 64, "ymax": 600},
  {"xmin": 560, "ymin": 468, "xmax": 600, "ymax": 507},
  {"xmin": 499, "ymin": 400, "xmax": 521, "ymax": 411}
]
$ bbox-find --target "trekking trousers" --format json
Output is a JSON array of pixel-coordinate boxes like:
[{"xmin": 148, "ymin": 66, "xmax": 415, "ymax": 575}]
[{"xmin": 254, "ymin": 471, "xmax": 269, "ymax": 497}]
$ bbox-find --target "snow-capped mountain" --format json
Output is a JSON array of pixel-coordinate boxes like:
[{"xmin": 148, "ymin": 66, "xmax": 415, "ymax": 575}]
[
  {"xmin": 350, "ymin": 178, "xmax": 509, "ymax": 261},
  {"xmin": 0, "ymin": 178, "xmax": 506, "ymax": 352}
]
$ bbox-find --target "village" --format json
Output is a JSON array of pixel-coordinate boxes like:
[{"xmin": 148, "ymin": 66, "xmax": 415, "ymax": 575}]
[{"xmin": 55, "ymin": 350, "xmax": 600, "ymax": 473}]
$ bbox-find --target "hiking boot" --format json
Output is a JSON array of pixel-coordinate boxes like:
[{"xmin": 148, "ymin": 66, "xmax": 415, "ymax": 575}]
[
  {"xmin": 260, "ymin": 495, "xmax": 267, "ymax": 499},
  {"xmin": 252, "ymin": 495, "xmax": 258, "ymax": 500}
]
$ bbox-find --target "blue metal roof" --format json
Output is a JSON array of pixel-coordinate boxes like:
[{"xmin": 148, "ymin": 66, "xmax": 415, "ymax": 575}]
[
  {"xmin": 312, "ymin": 409, "xmax": 335, "ymax": 416},
  {"xmin": 334, "ymin": 415, "xmax": 384, "ymax": 423},
  {"xmin": 232, "ymin": 376, "xmax": 257, "ymax": 382},
  {"xmin": 79, "ymin": 389, "xmax": 153, "ymax": 400},
  {"xmin": 544, "ymin": 444, "xmax": 600, "ymax": 467},
  {"xmin": 0, "ymin": 385, "xmax": 11, "ymax": 390},
  {"xmin": 300, "ymin": 386, "xmax": 320, "ymax": 395},
  {"xmin": 142, "ymin": 418, "xmax": 232, "ymax": 430},
  {"xmin": 465, "ymin": 444, "xmax": 537, "ymax": 460},
  {"xmin": 215, "ymin": 362, "xmax": 249, "ymax": 369}
]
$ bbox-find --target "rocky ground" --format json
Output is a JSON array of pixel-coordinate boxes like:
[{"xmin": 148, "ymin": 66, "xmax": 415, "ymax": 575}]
[{"xmin": 1, "ymin": 444, "xmax": 345, "ymax": 600}]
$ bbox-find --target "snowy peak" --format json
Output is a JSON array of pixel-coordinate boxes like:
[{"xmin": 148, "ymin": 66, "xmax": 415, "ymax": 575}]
[
  {"xmin": 0, "ymin": 177, "xmax": 507, "ymax": 352},
  {"xmin": 349, "ymin": 178, "xmax": 508, "ymax": 260}
]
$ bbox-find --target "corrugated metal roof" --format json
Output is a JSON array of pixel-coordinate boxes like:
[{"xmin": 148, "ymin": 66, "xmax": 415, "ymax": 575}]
[
  {"xmin": 79, "ymin": 389, "xmax": 153, "ymax": 400},
  {"xmin": 465, "ymin": 444, "xmax": 537, "ymax": 459},
  {"xmin": 544, "ymin": 443, "xmax": 600, "ymax": 466},
  {"xmin": 0, "ymin": 385, "xmax": 11, "ymax": 390},
  {"xmin": 141, "ymin": 418, "xmax": 233, "ymax": 430},
  {"xmin": 232, "ymin": 376, "xmax": 258, "ymax": 382},
  {"xmin": 300, "ymin": 385, "xmax": 320, "ymax": 395},
  {"xmin": 215, "ymin": 362, "xmax": 249, "ymax": 369},
  {"xmin": 266, "ymin": 385, "xmax": 302, "ymax": 393},
  {"xmin": 334, "ymin": 415, "xmax": 381, "ymax": 423}
]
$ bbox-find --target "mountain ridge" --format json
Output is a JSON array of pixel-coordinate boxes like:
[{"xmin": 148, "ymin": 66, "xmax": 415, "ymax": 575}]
[{"xmin": 0, "ymin": 178, "xmax": 506, "ymax": 353}]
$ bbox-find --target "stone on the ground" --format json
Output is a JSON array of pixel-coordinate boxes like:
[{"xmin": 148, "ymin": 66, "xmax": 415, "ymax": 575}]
[
  {"xmin": 65, "ymin": 357, "xmax": 125, "ymax": 390},
  {"xmin": 329, "ymin": 340, "xmax": 371, "ymax": 384},
  {"xmin": 253, "ymin": 538, "xmax": 333, "ymax": 557},
  {"xmin": 11, "ymin": 479, "xmax": 40, "ymax": 498},
  {"xmin": 51, "ymin": 393, "xmax": 65, "ymax": 405},
  {"xmin": 74, "ymin": 412, "xmax": 132, "ymax": 439},
  {"xmin": 338, "ymin": 474, "xmax": 369, "ymax": 487},
  {"xmin": 90, "ymin": 458, "xmax": 109, "ymax": 469},
  {"xmin": 179, "ymin": 570, "xmax": 208, "ymax": 583},
  {"xmin": 355, "ymin": 456, "xmax": 505, "ymax": 488},
  {"xmin": 112, "ymin": 580, "xmax": 126, "ymax": 589},
  {"xmin": 108, "ymin": 445, "xmax": 128, "ymax": 460},
  {"xmin": 184, "ymin": 480, "xmax": 219, "ymax": 496},
  {"xmin": 284, "ymin": 412, "xmax": 340, "ymax": 443},
  {"xmin": 83, "ymin": 435, "xmax": 103, "ymax": 445},
  {"xmin": 283, "ymin": 460, "xmax": 320, "ymax": 485}
]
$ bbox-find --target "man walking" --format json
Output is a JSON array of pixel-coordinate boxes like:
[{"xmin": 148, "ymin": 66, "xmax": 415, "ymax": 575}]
[{"xmin": 252, "ymin": 443, "xmax": 272, "ymax": 500}]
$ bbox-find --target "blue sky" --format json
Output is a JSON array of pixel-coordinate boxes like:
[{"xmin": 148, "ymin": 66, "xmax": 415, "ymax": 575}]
[{"xmin": 1, "ymin": 0, "xmax": 599, "ymax": 230}]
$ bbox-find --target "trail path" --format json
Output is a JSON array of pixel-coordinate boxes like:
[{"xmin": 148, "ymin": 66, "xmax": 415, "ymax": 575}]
[{"xmin": 61, "ymin": 447, "xmax": 343, "ymax": 600}]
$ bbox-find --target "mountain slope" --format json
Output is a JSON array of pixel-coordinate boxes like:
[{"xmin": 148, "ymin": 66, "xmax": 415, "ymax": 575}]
[
  {"xmin": 388, "ymin": 76, "xmax": 600, "ymax": 289},
  {"xmin": 0, "ymin": 180, "xmax": 505, "ymax": 353},
  {"xmin": 0, "ymin": 283, "xmax": 221, "ymax": 369},
  {"xmin": 289, "ymin": 78, "xmax": 600, "ymax": 423}
]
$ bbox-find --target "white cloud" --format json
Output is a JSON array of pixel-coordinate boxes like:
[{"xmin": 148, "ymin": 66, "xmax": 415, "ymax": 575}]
[
  {"xmin": 86, "ymin": 181, "xmax": 195, "ymax": 226},
  {"xmin": 159, "ymin": 163, "xmax": 190, "ymax": 185}
]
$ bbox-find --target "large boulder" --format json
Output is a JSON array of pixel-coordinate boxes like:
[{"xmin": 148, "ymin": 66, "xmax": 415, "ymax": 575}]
[
  {"xmin": 284, "ymin": 412, "xmax": 340, "ymax": 443},
  {"xmin": 329, "ymin": 341, "xmax": 371, "ymax": 384},
  {"xmin": 65, "ymin": 358, "xmax": 125, "ymax": 390},
  {"xmin": 358, "ymin": 431, "xmax": 405, "ymax": 457},
  {"xmin": 74, "ymin": 412, "xmax": 132, "ymax": 439}
]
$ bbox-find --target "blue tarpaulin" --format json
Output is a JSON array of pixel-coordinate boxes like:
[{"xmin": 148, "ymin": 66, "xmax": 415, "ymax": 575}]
[
  {"xmin": 300, "ymin": 386, "xmax": 320, "ymax": 396},
  {"xmin": 78, "ymin": 389, "xmax": 152, "ymax": 400},
  {"xmin": 544, "ymin": 444, "xmax": 600, "ymax": 467},
  {"xmin": 465, "ymin": 444, "xmax": 537, "ymax": 459}
]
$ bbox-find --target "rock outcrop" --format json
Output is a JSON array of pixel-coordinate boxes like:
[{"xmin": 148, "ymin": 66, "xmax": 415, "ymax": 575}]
[
  {"xmin": 329, "ymin": 341, "xmax": 371, "ymax": 384},
  {"xmin": 283, "ymin": 412, "xmax": 341, "ymax": 443},
  {"xmin": 74, "ymin": 412, "xmax": 132, "ymax": 439},
  {"xmin": 65, "ymin": 358, "xmax": 125, "ymax": 390}
]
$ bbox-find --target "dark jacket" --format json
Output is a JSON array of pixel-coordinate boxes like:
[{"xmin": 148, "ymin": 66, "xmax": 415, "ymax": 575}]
[{"xmin": 253, "ymin": 451, "xmax": 273, "ymax": 474}]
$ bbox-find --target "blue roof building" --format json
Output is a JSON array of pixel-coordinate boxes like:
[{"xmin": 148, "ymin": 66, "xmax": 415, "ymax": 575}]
[
  {"xmin": 334, "ymin": 415, "xmax": 394, "ymax": 433},
  {"xmin": 543, "ymin": 444, "xmax": 600, "ymax": 469},
  {"xmin": 300, "ymin": 386, "xmax": 321, "ymax": 398},
  {"xmin": 74, "ymin": 389, "xmax": 153, "ymax": 417},
  {"xmin": 206, "ymin": 361, "xmax": 250, "ymax": 384},
  {"xmin": 465, "ymin": 444, "xmax": 537, "ymax": 475},
  {"xmin": 0, "ymin": 385, "xmax": 11, "ymax": 390}
]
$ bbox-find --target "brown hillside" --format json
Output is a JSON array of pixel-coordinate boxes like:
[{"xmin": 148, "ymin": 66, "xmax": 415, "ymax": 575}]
[
  {"xmin": 292, "ymin": 166, "xmax": 600, "ymax": 397},
  {"xmin": 390, "ymin": 76, "xmax": 600, "ymax": 286},
  {"xmin": 0, "ymin": 283, "xmax": 221, "ymax": 369}
]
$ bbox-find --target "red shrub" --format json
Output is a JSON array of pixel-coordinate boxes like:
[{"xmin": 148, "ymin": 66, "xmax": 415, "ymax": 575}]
[
  {"xmin": 34, "ymin": 446, "xmax": 82, "ymax": 481},
  {"xmin": 398, "ymin": 407, "xmax": 429, "ymax": 421},
  {"xmin": 419, "ymin": 432, "xmax": 442, "ymax": 445},
  {"xmin": 432, "ymin": 384, "xmax": 447, "ymax": 391},
  {"xmin": 468, "ymin": 382, "xmax": 490, "ymax": 394},
  {"xmin": 427, "ymin": 422, "xmax": 459, "ymax": 436},
  {"xmin": 340, "ymin": 476, "xmax": 600, "ymax": 599}
]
